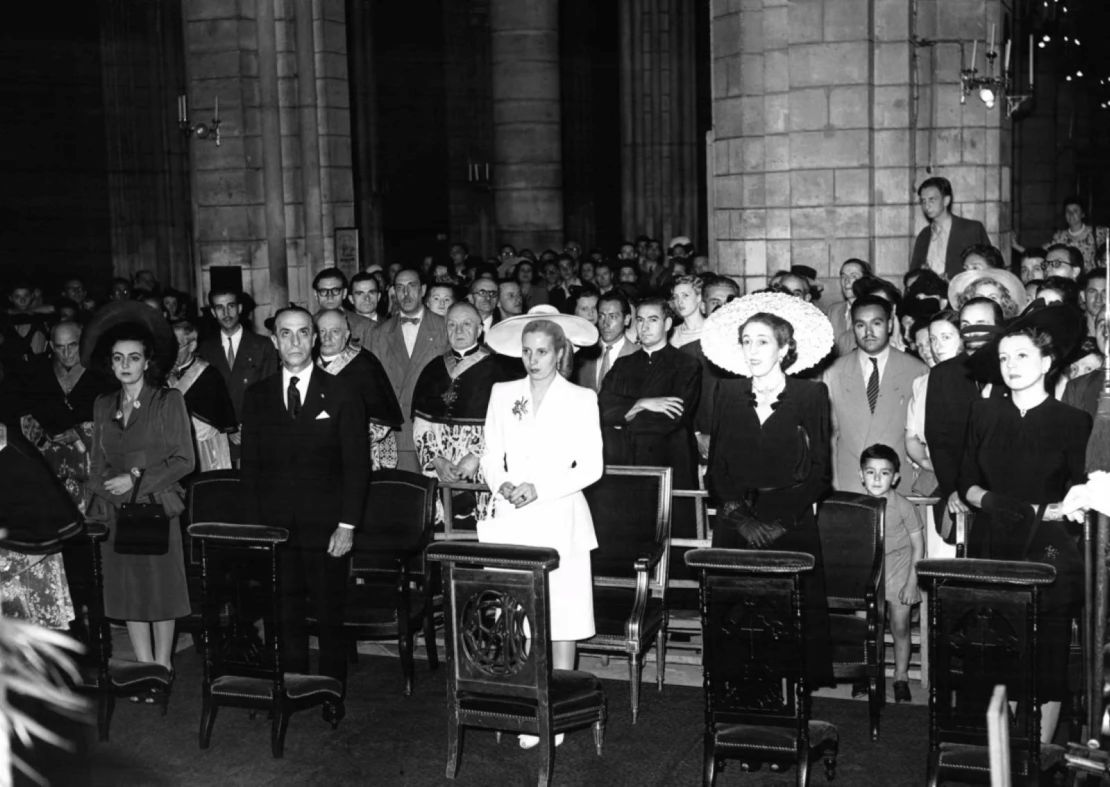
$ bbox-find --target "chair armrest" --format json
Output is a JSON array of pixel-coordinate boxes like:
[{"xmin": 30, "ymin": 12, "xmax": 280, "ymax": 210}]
[{"xmin": 633, "ymin": 543, "xmax": 665, "ymax": 574}]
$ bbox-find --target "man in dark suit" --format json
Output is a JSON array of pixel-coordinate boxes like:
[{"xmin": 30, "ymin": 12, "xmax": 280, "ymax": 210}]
[
  {"xmin": 240, "ymin": 306, "xmax": 369, "ymax": 697},
  {"xmin": 197, "ymin": 287, "xmax": 278, "ymax": 460},
  {"xmin": 368, "ymin": 268, "xmax": 448, "ymax": 471},
  {"xmin": 910, "ymin": 176, "xmax": 990, "ymax": 279}
]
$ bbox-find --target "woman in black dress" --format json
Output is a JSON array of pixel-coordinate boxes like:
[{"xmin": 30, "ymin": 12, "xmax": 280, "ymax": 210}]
[
  {"xmin": 702, "ymin": 292, "xmax": 836, "ymax": 684},
  {"xmin": 959, "ymin": 304, "xmax": 1090, "ymax": 743}
]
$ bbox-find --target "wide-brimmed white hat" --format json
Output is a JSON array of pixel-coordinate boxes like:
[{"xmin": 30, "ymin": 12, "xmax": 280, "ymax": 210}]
[
  {"xmin": 702, "ymin": 291, "xmax": 834, "ymax": 376},
  {"xmin": 947, "ymin": 268, "xmax": 1027, "ymax": 316},
  {"xmin": 486, "ymin": 305, "xmax": 599, "ymax": 357}
]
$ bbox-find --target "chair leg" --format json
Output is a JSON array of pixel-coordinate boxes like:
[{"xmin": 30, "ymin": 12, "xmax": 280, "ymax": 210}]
[
  {"xmin": 868, "ymin": 677, "xmax": 881, "ymax": 742},
  {"xmin": 704, "ymin": 734, "xmax": 717, "ymax": 787},
  {"xmin": 537, "ymin": 730, "xmax": 554, "ymax": 787},
  {"xmin": 823, "ymin": 747, "xmax": 837, "ymax": 782},
  {"xmin": 445, "ymin": 717, "xmax": 463, "ymax": 779},
  {"xmin": 796, "ymin": 743, "xmax": 810, "ymax": 787},
  {"xmin": 198, "ymin": 697, "xmax": 218, "ymax": 749},
  {"xmin": 270, "ymin": 708, "xmax": 290, "ymax": 758},
  {"xmin": 629, "ymin": 653, "xmax": 642, "ymax": 724},
  {"xmin": 593, "ymin": 717, "xmax": 605, "ymax": 755},
  {"xmin": 926, "ymin": 750, "xmax": 940, "ymax": 787},
  {"xmin": 423, "ymin": 608, "xmax": 439, "ymax": 672},
  {"xmin": 656, "ymin": 629, "xmax": 667, "ymax": 692},
  {"xmin": 99, "ymin": 691, "xmax": 114, "ymax": 742},
  {"xmin": 399, "ymin": 625, "xmax": 415, "ymax": 697}
]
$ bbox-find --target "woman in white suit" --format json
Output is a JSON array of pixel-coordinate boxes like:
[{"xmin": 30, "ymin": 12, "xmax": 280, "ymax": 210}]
[{"xmin": 483, "ymin": 309, "xmax": 602, "ymax": 748}]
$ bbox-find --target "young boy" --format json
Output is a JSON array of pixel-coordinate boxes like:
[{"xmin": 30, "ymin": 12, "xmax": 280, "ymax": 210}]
[{"xmin": 859, "ymin": 443, "xmax": 924, "ymax": 703}]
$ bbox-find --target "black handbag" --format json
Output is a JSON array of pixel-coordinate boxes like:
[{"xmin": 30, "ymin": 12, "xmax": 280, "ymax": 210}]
[{"xmin": 114, "ymin": 469, "xmax": 170, "ymax": 555}]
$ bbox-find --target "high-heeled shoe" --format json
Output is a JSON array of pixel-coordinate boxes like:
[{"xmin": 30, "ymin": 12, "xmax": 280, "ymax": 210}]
[{"xmin": 518, "ymin": 733, "xmax": 563, "ymax": 749}]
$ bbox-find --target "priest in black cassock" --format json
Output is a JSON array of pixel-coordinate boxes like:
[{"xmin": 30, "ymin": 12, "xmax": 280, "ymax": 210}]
[
  {"xmin": 169, "ymin": 319, "xmax": 238, "ymax": 471},
  {"xmin": 411, "ymin": 302, "xmax": 522, "ymax": 528},
  {"xmin": 315, "ymin": 309, "xmax": 403, "ymax": 470},
  {"xmin": 599, "ymin": 297, "xmax": 701, "ymax": 491}
]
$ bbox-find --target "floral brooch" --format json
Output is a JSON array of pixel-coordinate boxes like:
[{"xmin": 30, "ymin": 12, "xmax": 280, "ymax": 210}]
[{"xmin": 512, "ymin": 397, "xmax": 528, "ymax": 420}]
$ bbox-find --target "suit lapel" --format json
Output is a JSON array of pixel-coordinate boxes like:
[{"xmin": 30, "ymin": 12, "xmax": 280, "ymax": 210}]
[{"xmin": 299, "ymin": 371, "xmax": 327, "ymax": 421}]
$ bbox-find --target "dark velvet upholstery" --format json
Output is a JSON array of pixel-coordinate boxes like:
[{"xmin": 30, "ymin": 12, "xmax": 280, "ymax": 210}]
[
  {"xmin": 580, "ymin": 465, "xmax": 673, "ymax": 723},
  {"xmin": 190, "ymin": 522, "xmax": 345, "ymax": 758},
  {"xmin": 816, "ymin": 492, "xmax": 886, "ymax": 741},
  {"xmin": 917, "ymin": 558, "xmax": 1059, "ymax": 786},
  {"xmin": 426, "ymin": 542, "xmax": 607, "ymax": 787},
  {"xmin": 684, "ymin": 548, "xmax": 839, "ymax": 786},
  {"xmin": 312, "ymin": 469, "xmax": 438, "ymax": 695}
]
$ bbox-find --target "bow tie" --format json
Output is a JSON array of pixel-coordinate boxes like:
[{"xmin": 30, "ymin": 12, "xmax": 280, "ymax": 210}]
[{"xmin": 400, "ymin": 316, "xmax": 420, "ymax": 325}]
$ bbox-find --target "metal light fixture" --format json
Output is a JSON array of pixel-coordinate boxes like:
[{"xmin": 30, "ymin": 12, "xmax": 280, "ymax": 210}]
[
  {"xmin": 177, "ymin": 94, "xmax": 221, "ymax": 146},
  {"xmin": 959, "ymin": 30, "xmax": 1034, "ymax": 118}
]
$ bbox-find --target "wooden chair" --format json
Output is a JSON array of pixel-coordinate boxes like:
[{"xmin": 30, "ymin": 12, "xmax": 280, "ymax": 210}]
[
  {"xmin": 64, "ymin": 520, "xmax": 173, "ymax": 740},
  {"xmin": 328, "ymin": 468, "xmax": 439, "ymax": 695},
  {"xmin": 580, "ymin": 464, "xmax": 673, "ymax": 723},
  {"xmin": 816, "ymin": 491, "xmax": 886, "ymax": 741},
  {"xmin": 190, "ymin": 523, "xmax": 344, "ymax": 758},
  {"xmin": 684, "ymin": 548, "xmax": 839, "ymax": 786},
  {"xmin": 917, "ymin": 558, "xmax": 1061, "ymax": 786},
  {"xmin": 426, "ymin": 541, "xmax": 607, "ymax": 787}
]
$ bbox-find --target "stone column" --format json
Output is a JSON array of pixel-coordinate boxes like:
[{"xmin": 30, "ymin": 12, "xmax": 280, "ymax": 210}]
[
  {"xmin": 182, "ymin": 0, "xmax": 355, "ymax": 324},
  {"xmin": 709, "ymin": 0, "xmax": 1012, "ymax": 291},
  {"xmin": 619, "ymin": 0, "xmax": 700, "ymax": 246},
  {"xmin": 489, "ymin": 0, "xmax": 563, "ymax": 251}
]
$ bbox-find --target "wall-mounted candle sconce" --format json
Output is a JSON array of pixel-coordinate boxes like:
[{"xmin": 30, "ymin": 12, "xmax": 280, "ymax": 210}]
[
  {"xmin": 960, "ymin": 27, "xmax": 1034, "ymax": 118},
  {"xmin": 178, "ymin": 94, "xmax": 221, "ymax": 146},
  {"xmin": 467, "ymin": 158, "xmax": 490, "ymax": 188}
]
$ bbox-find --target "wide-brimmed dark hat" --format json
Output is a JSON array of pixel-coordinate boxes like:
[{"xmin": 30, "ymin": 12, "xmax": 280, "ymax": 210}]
[
  {"xmin": 80, "ymin": 300, "xmax": 177, "ymax": 371},
  {"xmin": 969, "ymin": 300, "xmax": 1087, "ymax": 385}
]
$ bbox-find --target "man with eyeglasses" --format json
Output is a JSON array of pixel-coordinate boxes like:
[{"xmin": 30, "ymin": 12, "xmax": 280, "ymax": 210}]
[
  {"xmin": 367, "ymin": 268, "xmax": 448, "ymax": 471},
  {"xmin": 346, "ymin": 271, "xmax": 381, "ymax": 350},
  {"xmin": 910, "ymin": 176, "xmax": 990, "ymax": 278},
  {"xmin": 467, "ymin": 277, "xmax": 499, "ymax": 335},
  {"xmin": 313, "ymin": 268, "xmax": 348, "ymax": 313},
  {"xmin": 1043, "ymin": 243, "xmax": 1083, "ymax": 280}
]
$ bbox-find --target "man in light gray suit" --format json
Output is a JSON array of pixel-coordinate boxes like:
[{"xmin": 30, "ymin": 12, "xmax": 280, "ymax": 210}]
[
  {"xmin": 368, "ymin": 268, "xmax": 448, "ymax": 471},
  {"xmin": 575, "ymin": 291, "xmax": 636, "ymax": 392},
  {"xmin": 822, "ymin": 294, "xmax": 928, "ymax": 491}
]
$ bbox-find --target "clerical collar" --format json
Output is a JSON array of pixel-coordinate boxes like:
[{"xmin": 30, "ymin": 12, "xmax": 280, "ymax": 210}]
[
  {"xmin": 320, "ymin": 353, "xmax": 341, "ymax": 366},
  {"xmin": 451, "ymin": 344, "xmax": 481, "ymax": 360},
  {"xmin": 642, "ymin": 343, "xmax": 666, "ymax": 357}
]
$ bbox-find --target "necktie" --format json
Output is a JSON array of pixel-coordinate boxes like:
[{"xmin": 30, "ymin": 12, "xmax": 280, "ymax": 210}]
[
  {"xmin": 400, "ymin": 316, "xmax": 420, "ymax": 325},
  {"xmin": 866, "ymin": 358, "xmax": 879, "ymax": 413},
  {"xmin": 226, "ymin": 336, "xmax": 236, "ymax": 369},
  {"xmin": 287, "ymin": 376, "xmax": 301, "ymax": 419},
  {"xmin": 598, "ymin": 344, "xmax": 614, "ymax": 390}
]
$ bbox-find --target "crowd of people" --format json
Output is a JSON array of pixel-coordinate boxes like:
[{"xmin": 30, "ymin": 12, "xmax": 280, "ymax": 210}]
[{"xmin": 0, "ymin": 175, "xmax": 1108, "ymax": 747}]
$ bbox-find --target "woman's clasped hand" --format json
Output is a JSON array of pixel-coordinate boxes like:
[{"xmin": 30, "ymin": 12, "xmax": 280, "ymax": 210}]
[{"xmin": 498, "ymin": 481, "xmax": 537, "ymax": 508}]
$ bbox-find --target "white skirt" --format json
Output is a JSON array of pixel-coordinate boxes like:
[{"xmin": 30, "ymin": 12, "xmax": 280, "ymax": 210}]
[{"xmin": 477, "ymin": 513, "xmax": 596, "ymax": 642}]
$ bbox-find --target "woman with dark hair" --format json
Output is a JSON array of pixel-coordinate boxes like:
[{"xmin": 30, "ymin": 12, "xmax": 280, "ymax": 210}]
[
  {"xmin": 481, "ymin": 311, "xmax": 600, "ymax": 749},
  {"xmin": 514, "ymin": 258, "xmax": 548, "ymax": 309},
  {"xmin": 1050, "ymin": 195, "xmax": 1108, "ymax": 271},
  {"xmin": 959, "ymin": 304, "xmax": 1091, "ymax": 742},
  {"xmin": 702, "ymin": 291, "xmax": 836, "ymax": 684},
  {"xmin": 84, "ymin": 308, "xmax": 194, "ymax": 689}
]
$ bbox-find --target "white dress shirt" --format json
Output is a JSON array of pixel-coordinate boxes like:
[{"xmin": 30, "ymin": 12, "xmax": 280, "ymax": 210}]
[
  {"xmin": 858, "ymin": 345, "xmax": 891, "ymax": 386},
  {"xmin": 596, "ymin": 336, "xmax": 627, "ymax": 390},
  {"xmin": 222, "ymin": 325, "xmax": 244, "ymax": 364},
  {"xmin": 400, "ymin": 308, "xmax": 425, "ymax": 356},
  {"xmin": 925, "ymin": 214, "xmax": 951, "ymax": 276}
]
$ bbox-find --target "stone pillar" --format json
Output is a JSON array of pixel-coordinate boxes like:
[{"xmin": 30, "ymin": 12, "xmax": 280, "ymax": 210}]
[
  {"xmin": 709, "ymin": 0, "xmax": 1012, "ymax": 291},
  {"xmin": 182, "ymin": 0, "xmax": 355, "ymax": 324},
  {"xmin": 489, "ymin": 0, "xmax": 563, "ymax": 251},
  {"xmin": 619, "ymin": 0, "xmax": 700, "ymax": 246}
]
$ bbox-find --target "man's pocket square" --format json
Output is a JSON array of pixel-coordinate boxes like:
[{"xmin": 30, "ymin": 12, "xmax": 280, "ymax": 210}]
[{"xmin": 315, "ymin": 411, "xmax": 331, "ymax": 420}]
